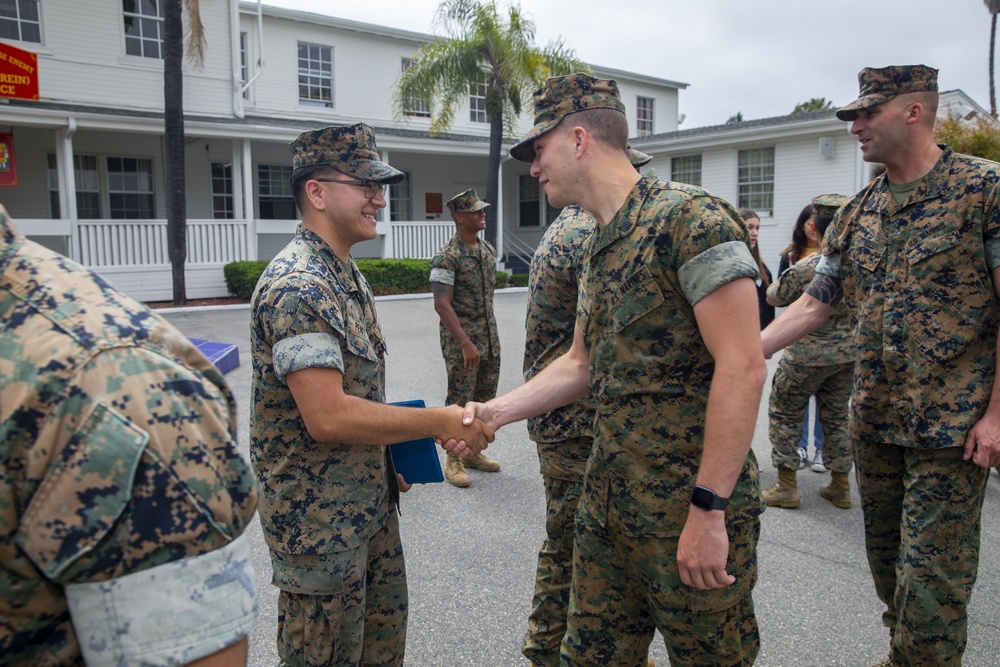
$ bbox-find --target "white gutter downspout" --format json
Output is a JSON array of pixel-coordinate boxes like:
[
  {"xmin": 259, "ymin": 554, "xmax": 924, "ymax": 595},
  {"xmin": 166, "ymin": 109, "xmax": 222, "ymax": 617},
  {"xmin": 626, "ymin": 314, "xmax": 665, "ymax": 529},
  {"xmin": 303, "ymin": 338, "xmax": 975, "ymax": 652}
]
[{"xmin": 233, "ymin": 0, "xmax": 266, "ymax": 118}]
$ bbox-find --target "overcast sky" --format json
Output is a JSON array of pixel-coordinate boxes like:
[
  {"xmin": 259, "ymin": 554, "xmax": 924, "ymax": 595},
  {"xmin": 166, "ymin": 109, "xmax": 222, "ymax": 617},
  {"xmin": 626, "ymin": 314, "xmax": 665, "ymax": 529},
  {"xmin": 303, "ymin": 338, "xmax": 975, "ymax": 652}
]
[{"xmin": 262, "ymin": 0, "xmax": 995, "ymax": 128}]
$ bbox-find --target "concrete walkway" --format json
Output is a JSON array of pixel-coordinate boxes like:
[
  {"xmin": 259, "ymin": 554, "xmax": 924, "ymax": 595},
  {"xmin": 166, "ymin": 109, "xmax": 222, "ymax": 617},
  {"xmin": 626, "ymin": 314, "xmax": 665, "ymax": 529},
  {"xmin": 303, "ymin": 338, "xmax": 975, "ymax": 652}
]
[{"xmin": 163, "ymin": 290, "xmax": 1000, "ymax": 666}]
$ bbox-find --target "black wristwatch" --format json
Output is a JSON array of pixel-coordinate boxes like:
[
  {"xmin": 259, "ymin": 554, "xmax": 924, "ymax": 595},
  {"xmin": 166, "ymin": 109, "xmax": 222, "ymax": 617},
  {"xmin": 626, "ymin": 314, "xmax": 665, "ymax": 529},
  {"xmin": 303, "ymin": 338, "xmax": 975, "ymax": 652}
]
[{"xmin": 690, "ymin": 485, "xmax": 729, "ymax": 512}]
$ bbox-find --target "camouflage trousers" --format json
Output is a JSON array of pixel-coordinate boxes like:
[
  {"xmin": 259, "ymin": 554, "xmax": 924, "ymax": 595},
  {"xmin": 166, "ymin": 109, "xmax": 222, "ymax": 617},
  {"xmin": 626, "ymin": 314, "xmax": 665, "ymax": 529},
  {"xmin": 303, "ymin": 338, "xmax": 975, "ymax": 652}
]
[
  {"xmin": 768, "ymin": 358, "xmax": 853, "ymax": 472},
  {"xmin": 443, "ymin": 348, "xmax": 500, "ymax": 406},
  {"xmin": 271, "ymin": 513, "xmax": 407, "ymax": 667},
  {"xmin": 522, "ymin": 445, "xmax": 587, "ymax": 667},
  {"xmin": 563, "ymin": 511, "xmax": 760, "ymax": 666},
  {"xmin": 854, "ymin": 442, "xmax": 989, "ymax": 667}
]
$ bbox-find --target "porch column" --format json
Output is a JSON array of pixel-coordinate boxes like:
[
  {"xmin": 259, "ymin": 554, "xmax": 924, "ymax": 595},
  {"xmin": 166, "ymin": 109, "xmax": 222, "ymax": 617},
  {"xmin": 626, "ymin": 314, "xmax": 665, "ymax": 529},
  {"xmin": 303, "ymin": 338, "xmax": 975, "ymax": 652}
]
[
  {"xmin": 379, "ymin": 148, "xmax": 393, "ymax": 259},
  {"xmin": 240, "ymin": 138, "xmax": 257, "ymax": 260},
  {"xmin": 55, "ymin": 118, "xmax": 79, "ymax": 261},
  {"xmin": 494, "ymin": 154, "xmax": 505, "ymax": 270}
]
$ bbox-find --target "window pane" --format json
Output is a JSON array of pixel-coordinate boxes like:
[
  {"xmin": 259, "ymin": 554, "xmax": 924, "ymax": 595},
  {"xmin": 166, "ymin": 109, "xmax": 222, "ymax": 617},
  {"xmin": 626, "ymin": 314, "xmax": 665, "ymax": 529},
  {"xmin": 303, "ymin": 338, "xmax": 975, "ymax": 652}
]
[
  {"xmin": 0, "ymin": 0, "xmax": 40, "ymax": 43},
  {"xmin": 637, "ymin": 96, "xmax": 654, "ymax": 136},
  {"xmin": 211, "ymin": 162, "xmax": 234, "ymax": 219},
  {"xmin": 518, "ymin": 174, "xmax": 540, "ymax": 227},
  {"xmin": 107, "ymin": 156, "xmax": 155, "ymax": 219},
  {"xmin": 258, "ymin": 164, "xmax": 295, "ymax": 219},
  {"xmin": 298, "ymin": 42, "xmax": 333, "ymax": 107},
  {"xmin": 390, "ymin": 172, "xmax": 411, "ymax": 221},
  {"xmin": 737, "ymin": 147, "xmax": 774, "ymax": 213},
  {"xmin": 671, "ymin": 155, "xmax": 702, "ymax": 187}
]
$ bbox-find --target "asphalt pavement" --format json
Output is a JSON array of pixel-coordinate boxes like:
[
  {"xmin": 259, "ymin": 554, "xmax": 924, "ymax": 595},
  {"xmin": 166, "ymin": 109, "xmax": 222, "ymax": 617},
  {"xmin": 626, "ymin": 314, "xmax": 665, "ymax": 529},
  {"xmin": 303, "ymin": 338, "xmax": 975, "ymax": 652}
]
[{"xmin": 162, "ymin": 290, "xmax": 1000, "ymax": 667}]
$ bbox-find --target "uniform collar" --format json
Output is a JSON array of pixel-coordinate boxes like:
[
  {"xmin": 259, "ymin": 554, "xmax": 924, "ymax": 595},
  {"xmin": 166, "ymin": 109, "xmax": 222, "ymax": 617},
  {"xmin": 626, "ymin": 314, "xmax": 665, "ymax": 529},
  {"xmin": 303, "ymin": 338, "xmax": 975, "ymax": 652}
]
[
  {"xmin": 865, "ymin": 145, "xmax": 953, "ymax": 216},
  {"xmin": 297, "ymin": 224, "xmax": 367, "ymax": 296},
  {"xmin": 589, "ymin": 173, "xmax": 654, "ymax": 255}
]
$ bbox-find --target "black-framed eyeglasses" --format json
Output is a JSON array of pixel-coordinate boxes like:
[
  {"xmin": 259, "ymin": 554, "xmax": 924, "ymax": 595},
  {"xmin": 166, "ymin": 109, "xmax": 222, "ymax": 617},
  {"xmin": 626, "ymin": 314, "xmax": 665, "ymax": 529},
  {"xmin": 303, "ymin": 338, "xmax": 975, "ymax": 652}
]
[{"xmin": 313, "ymin": 178, "xmax": 387, "ymax": 199}]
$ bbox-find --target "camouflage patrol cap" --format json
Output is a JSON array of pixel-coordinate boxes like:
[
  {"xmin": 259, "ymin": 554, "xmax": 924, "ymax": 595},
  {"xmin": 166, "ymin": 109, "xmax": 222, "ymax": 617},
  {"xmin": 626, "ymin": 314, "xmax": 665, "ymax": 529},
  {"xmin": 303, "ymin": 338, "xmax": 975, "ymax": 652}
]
[
  {"xmin": 811, "ymin": 193, "xmax": 848, "ymax": 221},
  {"xmin": 289, "ymin": 123, "xmax": 405, "ymax": 183},
  {"xmin": 626, "ymin": 145, "xmax": 653, "ymax": 168},
  {"xmin": 446, "ymin": 188, "xmax": 490, "ymax": 214},
  {"xmin": 836, "ymin": 65, "xmax": 938, "ymax": 121},
  {"xmin": 509, "ymin": 73, "xmax": 626, "ymax": 163}
]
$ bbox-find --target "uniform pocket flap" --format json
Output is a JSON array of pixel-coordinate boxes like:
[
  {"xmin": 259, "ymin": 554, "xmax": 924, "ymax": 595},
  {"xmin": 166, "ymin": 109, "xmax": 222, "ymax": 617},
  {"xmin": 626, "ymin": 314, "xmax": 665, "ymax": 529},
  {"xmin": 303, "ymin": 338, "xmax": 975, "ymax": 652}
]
[{"xmin": 17, "ymin": 402, "xmax": 148, "ymax": 580}]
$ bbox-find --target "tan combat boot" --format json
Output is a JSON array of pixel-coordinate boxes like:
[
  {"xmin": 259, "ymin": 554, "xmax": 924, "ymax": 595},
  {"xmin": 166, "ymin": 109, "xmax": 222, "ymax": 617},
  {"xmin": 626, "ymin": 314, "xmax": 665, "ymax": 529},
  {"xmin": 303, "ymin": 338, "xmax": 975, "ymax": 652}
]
[
  {"xmin": 445, "ymin": 452, "xmax": 471, "ymax": 487},
  {"xmin": 464, "ymin": 451, "xmax": 501, "ymax": 472},
  {"xmin": 763, "ymin": 468, "xmax": 800, "ymax": 508},
  {"xmin": 820, "ymin": 470, "xmax": 851, "ymax": 509}
]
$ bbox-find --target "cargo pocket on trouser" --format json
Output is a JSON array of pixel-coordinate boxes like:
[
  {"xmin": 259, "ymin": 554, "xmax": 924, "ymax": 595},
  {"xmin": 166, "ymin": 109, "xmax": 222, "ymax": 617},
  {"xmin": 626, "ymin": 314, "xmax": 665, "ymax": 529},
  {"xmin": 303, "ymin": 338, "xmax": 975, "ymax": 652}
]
[
  {"xmin": 686, "ymin": 519, "xmax": 760, "ymax": 667},
  {"xmin": 272, "ymin": 549, "xmax": 362, "ymax": 667}
]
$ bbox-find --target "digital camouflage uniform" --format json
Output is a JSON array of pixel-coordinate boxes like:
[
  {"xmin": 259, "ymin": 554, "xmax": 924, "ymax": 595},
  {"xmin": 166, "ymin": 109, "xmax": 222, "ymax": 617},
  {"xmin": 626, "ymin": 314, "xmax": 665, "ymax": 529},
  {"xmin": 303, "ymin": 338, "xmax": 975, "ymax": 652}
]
[
  {"xmin": 766, "ymin": 249, "xmax": 854, "ymax": 475},
  {"xmin": 816, "ymin": 145, "xmax": 1000, "ymax": 666},
  {"xmin": 521, "ymin": 205, "xmax": 598, "ymax": 666},
  {"xmin": 429, "ymin": 234, "xmax": 501, "ymax": 406},
  {"xmin": 250, "ymin": 123, "xmax": 407, "ymax": 667},
  {"xmin": 570, "ymin": 173, "xmax": 763, "ymax": 667},
  {"xmin": 0, "ymin": 207, "xmax": 258, "ymax": 666}
]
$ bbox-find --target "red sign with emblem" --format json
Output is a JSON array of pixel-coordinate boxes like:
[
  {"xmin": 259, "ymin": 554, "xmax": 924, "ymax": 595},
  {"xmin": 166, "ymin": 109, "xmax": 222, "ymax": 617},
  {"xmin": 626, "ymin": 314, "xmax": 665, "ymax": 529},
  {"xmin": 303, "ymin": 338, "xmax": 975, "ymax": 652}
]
[
  {"xmin": 0, "ymin": 133, "xmax": 17, "ymax": 186},
  {"xmin": 0, "ymin": 41, "xmax": 38, "ymax": 101}
]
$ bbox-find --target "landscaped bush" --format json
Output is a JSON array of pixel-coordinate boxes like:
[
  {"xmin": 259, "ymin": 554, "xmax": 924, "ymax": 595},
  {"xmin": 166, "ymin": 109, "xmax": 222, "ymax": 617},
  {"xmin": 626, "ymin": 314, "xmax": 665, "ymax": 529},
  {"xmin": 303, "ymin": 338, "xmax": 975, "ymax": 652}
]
[
  {"xmin": 224, "ymin": 260, "xmax": 270, "ymax": 300},
  {"xmin": 225, "ymin": 259, "xmax": 518, "ymax": 299},
  {"xmin": 508, "ymin": 274, "xmax": 529, "ymax": 287}
]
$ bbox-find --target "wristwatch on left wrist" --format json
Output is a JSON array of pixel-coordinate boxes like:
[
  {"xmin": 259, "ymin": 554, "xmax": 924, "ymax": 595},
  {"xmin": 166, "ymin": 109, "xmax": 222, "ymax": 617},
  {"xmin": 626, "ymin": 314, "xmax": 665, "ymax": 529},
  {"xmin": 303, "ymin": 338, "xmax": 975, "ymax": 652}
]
[{"xmin": 690, "ymin": 485, "xmax": 729, "ymax": 512}]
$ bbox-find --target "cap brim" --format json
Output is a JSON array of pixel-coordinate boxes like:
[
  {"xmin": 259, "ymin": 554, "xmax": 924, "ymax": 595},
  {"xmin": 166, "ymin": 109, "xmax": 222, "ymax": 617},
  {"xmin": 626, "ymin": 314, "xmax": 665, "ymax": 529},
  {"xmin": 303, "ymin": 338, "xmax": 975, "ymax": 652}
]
[
  {"xmin": 627, "ymin": 147, "xmax": 653, "ymax": 168},
  {"xmin": 836, "ymin": 94, "xmax": 890, "ymax": 121},
  {"xmin": 333, "ymin": 160, "xmax": 406, "ymax": 184},
  {"xmin": 509, "ymin": 118, "xmax": 561, "ymax": 162}
]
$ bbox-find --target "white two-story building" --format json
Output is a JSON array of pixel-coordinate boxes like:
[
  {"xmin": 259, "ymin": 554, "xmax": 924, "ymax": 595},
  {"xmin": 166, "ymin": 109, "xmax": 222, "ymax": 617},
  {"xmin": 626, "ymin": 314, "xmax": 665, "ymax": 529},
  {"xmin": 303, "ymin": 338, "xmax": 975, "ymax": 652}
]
[{"xmin": 0, "ymin": 1, "xmax": 984, "ymax": 299}]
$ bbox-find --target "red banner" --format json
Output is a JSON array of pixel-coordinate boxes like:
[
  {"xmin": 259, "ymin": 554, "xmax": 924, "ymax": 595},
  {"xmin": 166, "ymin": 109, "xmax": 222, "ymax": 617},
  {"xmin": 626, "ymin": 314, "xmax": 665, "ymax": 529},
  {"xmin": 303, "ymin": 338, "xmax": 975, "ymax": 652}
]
[
  {"xmin": 0, "ymin": 41, "xmax": 38, "ymax": 101},
  {"xmin": 0, "ymin": 133, "xmax": 18, "ymax": 186}
]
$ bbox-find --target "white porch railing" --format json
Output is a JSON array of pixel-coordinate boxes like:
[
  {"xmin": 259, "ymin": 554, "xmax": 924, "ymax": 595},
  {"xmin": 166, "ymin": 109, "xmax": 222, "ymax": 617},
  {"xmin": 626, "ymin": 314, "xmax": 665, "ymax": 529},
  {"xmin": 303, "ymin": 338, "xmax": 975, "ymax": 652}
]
[
  {"xmin": 387, "ymin": 220, "xmax": 455, "ymax": 259},
  {"xmin": 77, "ymin": 219, "xmax": 250, "ymax": 267}
]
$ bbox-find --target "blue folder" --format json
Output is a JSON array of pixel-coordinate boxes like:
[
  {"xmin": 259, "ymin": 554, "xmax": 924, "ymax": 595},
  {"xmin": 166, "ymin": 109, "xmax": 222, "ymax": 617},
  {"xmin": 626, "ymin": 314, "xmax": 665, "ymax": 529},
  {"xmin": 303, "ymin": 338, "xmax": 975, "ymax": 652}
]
[{"xmin": 389, "ymin": 400, "xmax": 445, "ymax": 484}]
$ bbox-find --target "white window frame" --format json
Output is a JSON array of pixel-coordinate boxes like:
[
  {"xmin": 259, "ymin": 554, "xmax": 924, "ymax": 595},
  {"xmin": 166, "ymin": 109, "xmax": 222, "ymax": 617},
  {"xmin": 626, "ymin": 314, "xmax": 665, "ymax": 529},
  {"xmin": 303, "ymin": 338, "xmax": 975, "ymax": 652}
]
[
  {"xmin": 0, "ymin": 0, "xmax": 41, "ymax": 43},
  {"xmin": 390, "ymin": 171, "xmax": 412, "ymax": 221},
  {"xmin": 122, "ymin": 0, "xmax": 164, "ymax": 60},
  {"xmin": 257, "ymin": 164, "xmax": 295, "ymax": 220},
  {"xmin": 470, "ymin": 79, "xmax": 488, "ymax": 124},
  {"xmin": 738, "ymin": 147, "xmax": 775, "ymax": 214},
  {"xmin": 107, "ymin": 156, "xmax": 155, "ymax": 219},
  {"xmin": 298, "ymin": 42, "xmax": 333, "ymax": 108},
  {"xmin": 670, "ymin": 154, "xmax": 702, "ymax": 186},
  {"xmin": 401, "ymin": 58, "xmax": 431, "ymax": 118},
  {"xmin": 636, "ymin": 96, "xmax": 655, "ymax": 136},
  {"xmin": 211, "ymin": 162, "xmax": 234, "ymax": 220}
]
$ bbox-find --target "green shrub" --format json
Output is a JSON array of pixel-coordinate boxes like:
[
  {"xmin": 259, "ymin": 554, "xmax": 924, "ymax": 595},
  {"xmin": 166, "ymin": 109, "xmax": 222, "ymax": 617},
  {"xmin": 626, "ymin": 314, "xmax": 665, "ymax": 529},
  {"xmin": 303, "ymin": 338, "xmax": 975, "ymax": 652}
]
[
  {"xmin": 224, "ymin": 258, "xmax": 435, "ymax": 299},
  {"xmin": 224, "ymin": 258, "xmax": 523, "ymax": 299},
  {"xmin": 224, "ymin": 260, "xmax": 270, "ymax": 300},
  {"xmin": 356, "ymin": 258, "xmax": 432, "ymax": 296},
  {"xmin": 508, "ymin": 274, "xmax": 529, "ymax": 287}
]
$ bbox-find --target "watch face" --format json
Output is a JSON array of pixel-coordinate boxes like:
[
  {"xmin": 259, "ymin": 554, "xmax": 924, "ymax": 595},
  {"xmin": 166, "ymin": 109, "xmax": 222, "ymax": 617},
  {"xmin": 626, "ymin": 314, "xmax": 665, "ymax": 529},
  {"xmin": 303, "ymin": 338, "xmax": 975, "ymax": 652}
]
[
  {"xmin": 691, "ymin": 486, "xmax": 713, "ymax": 508},
  {"xmin": 691, "ymin": 485, "xmax": 727, "ymax": 510}
]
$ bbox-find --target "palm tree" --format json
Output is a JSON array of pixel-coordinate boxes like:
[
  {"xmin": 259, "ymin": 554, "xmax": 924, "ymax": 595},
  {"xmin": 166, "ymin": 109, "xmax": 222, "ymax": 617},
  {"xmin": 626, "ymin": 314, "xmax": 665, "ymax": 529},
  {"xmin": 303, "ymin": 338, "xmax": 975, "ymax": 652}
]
[
  {"xmin": 163, "ymin": 0, "xmax": 206, "ymax": 305},
  {"xmin": 791, "ymin": 97, "xmax": 834, "ymax": 114},
  {"xmin": 986, "ymin": 0, "xmax": 1000, "ymax": 118},
  {"xmin": 394, "ymin": 0, "xmax": 586, "ymax": 247}
]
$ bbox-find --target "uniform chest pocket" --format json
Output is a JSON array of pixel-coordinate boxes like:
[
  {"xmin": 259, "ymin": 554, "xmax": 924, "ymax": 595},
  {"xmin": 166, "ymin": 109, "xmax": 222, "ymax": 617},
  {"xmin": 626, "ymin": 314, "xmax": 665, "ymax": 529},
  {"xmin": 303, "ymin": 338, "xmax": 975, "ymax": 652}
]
[
  {"xmin": 17, "ymin": 402, "xmax": 147, "ymax": 581},
  {"xmin": 906, "ymin": 231, "xmax": 982, "ymax": 300},
  {"xmin": 853, "ymin": 237, "xmax": 886, "ymax": 274},
  {"xmin": 609, "ymin": 267, "xmax": 664, "ymax": 333}
]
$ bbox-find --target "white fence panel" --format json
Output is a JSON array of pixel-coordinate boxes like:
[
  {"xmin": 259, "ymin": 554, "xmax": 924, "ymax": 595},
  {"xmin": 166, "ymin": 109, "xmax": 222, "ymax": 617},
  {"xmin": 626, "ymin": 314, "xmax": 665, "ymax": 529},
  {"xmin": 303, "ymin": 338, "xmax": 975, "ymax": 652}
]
[
  {"xmin": 77, "ymin": 219, "xmax": 249, "ymax": 268},
  {"xmin": 389, "ymin": 221, "xmax": 455, "ymax": 259}
]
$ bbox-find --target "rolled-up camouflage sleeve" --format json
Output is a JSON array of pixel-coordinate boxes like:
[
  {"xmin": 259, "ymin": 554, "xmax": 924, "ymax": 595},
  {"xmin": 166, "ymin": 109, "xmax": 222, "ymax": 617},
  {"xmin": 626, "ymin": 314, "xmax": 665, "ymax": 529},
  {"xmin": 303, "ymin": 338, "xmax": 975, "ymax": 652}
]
[
  {"xmin": 675, "ymin": 198, "xmax": 758, "ymax": 306},
  {"xmin": 266, "ymin": 277, "xmax": 349, "ymax": 381},
  {"xmin": 65, "ymin": 532, "xmax": 257, "ymax": 667}
]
